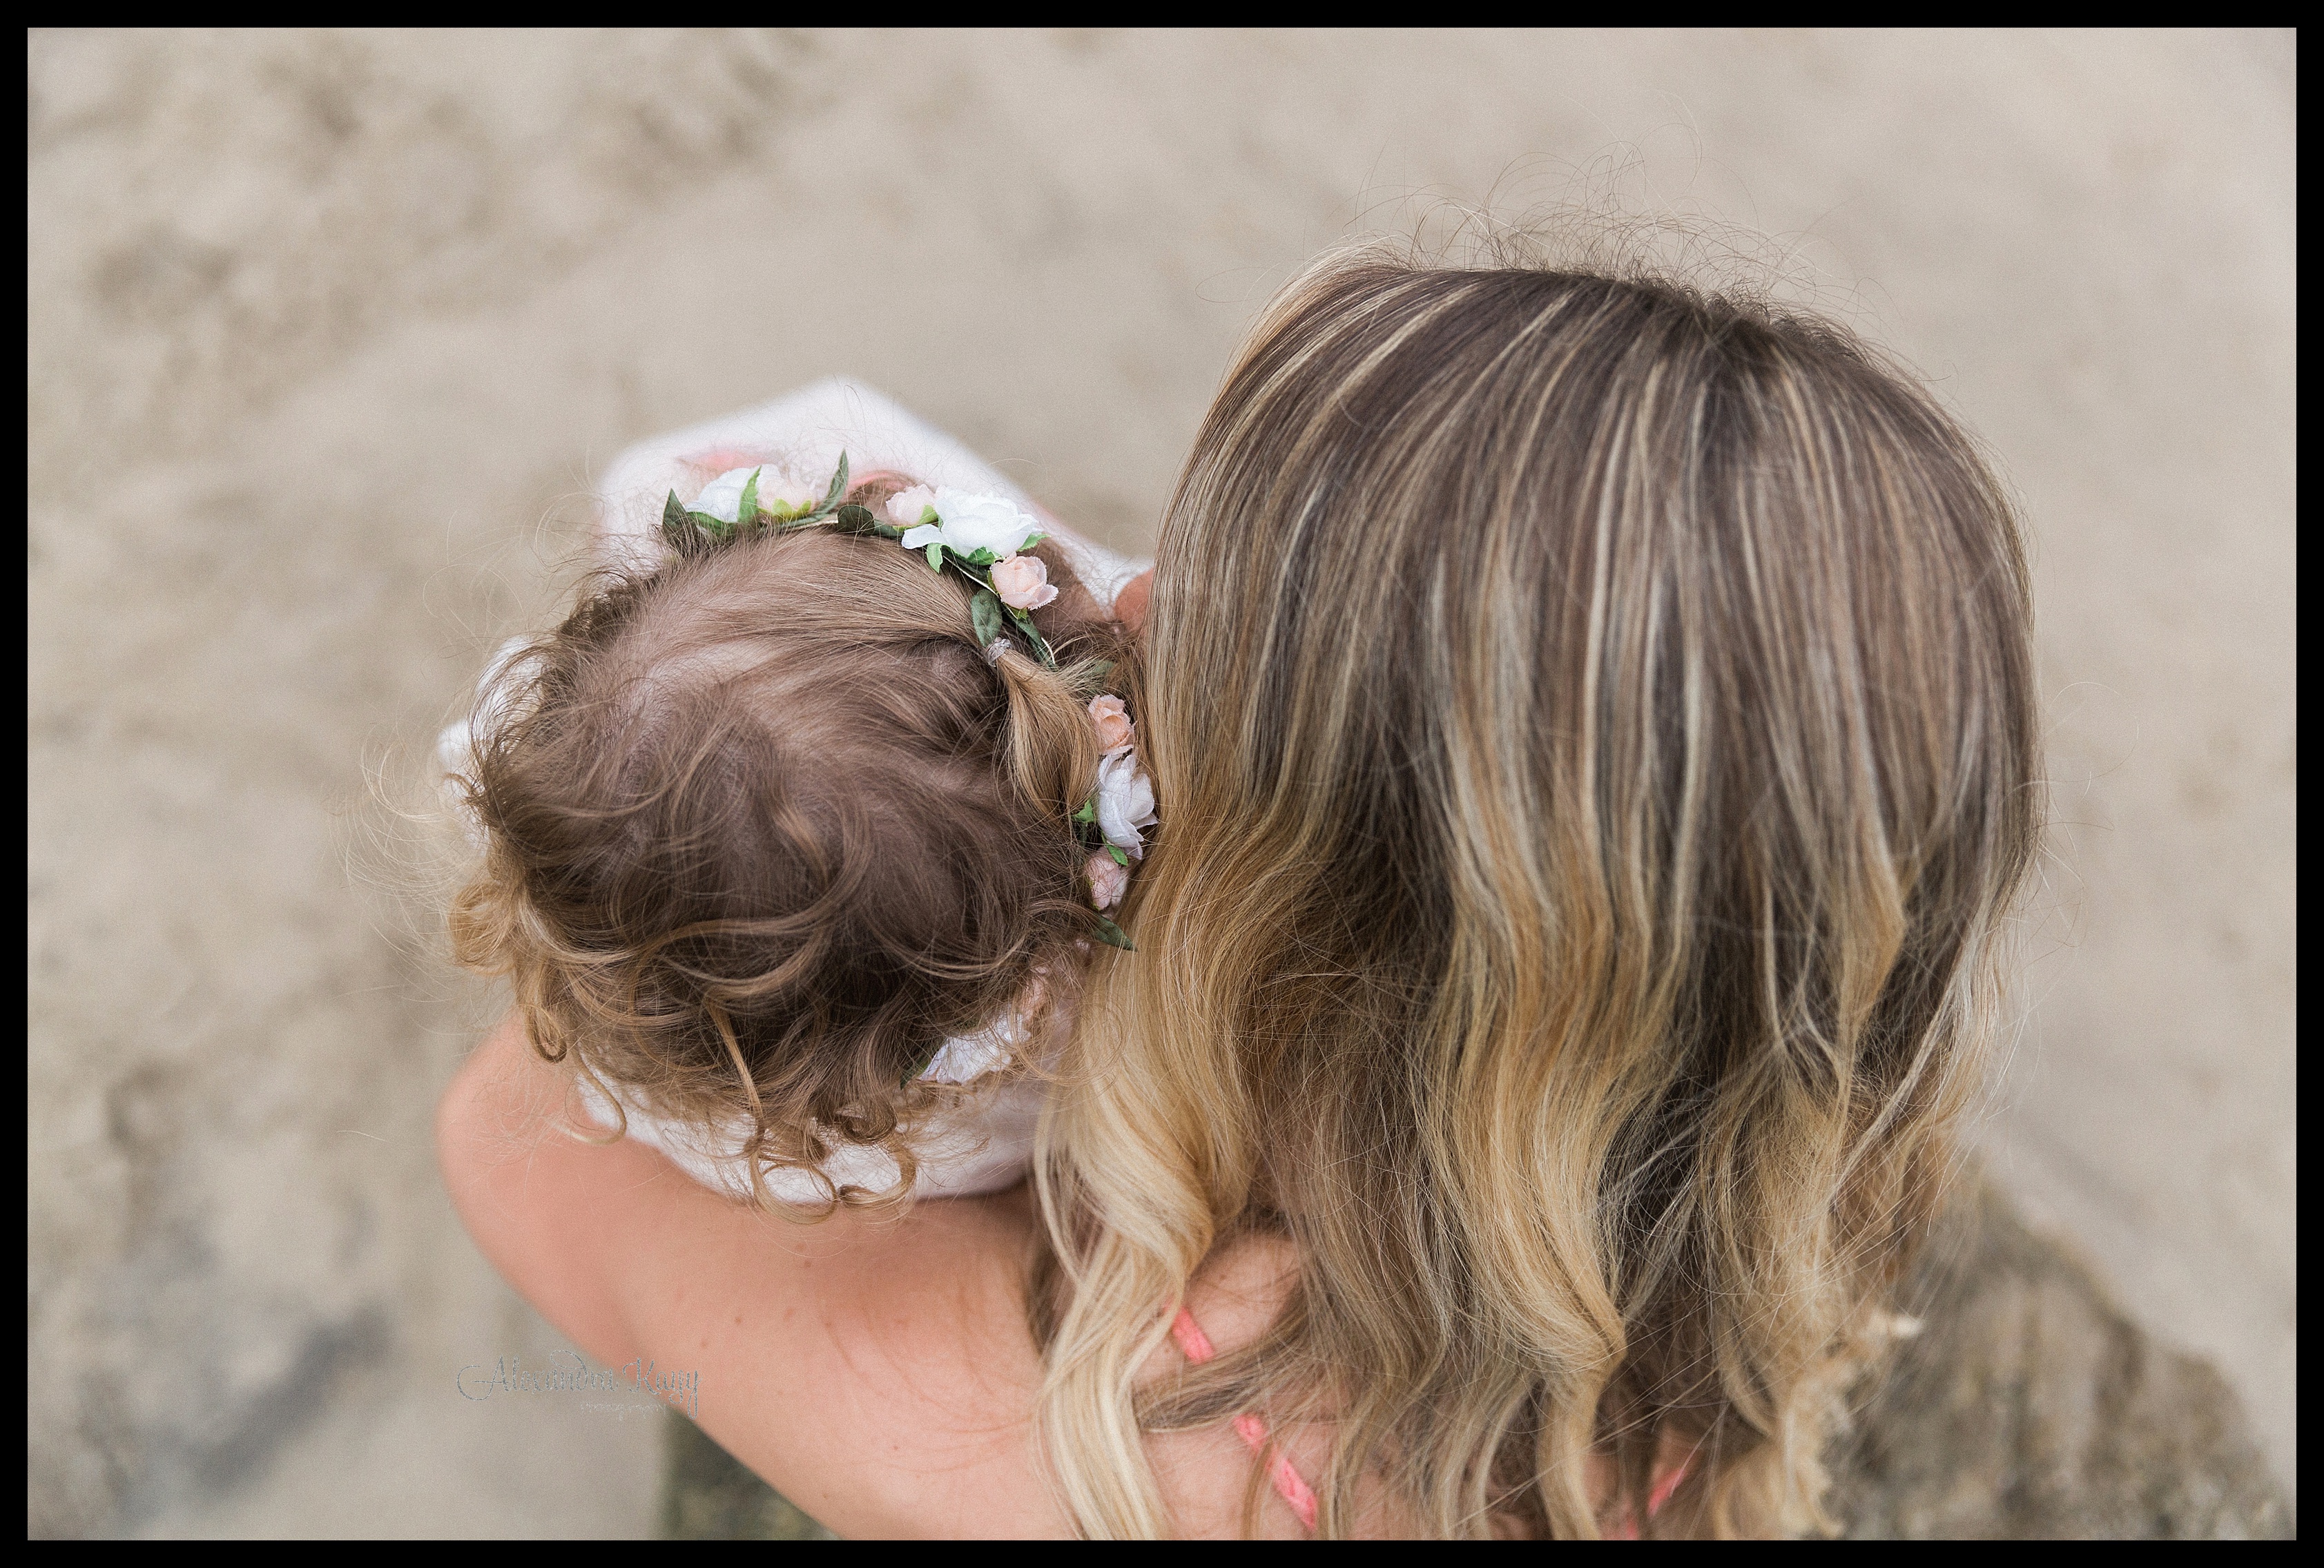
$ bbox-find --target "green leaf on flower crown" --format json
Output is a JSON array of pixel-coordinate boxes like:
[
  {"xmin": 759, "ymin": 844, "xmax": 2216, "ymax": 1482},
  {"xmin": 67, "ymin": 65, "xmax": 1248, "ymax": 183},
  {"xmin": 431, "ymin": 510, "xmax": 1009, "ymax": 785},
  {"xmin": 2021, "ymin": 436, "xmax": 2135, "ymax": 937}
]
[
  {"xmin": 1003, "ymin": 601, "xmax": 1057, "ymax": 660},
  {"xmin": 1090, "ymin": 914, "xmax": 1135, "ymax": 951},
  {"xmin": 1005, "ymin": 612, "xmax": 1058, "ymax": 671},
  {"xmin": 736, "ymin": 468, "xmax": 762, "ymax": 528},
  {"xmin": 919, "ymin": 504, "xmax": 939, "ymax": 525},
  {"xmin": 662, "ymin": 490, "xmax": 693, "ymax": 548},
  {"xmin": 925, "ymin": 541, "xmax": 946, "ymax": 573},
  {"xmin": 1020, "ymin": 533, "xmax": 1047, "ymax": 551},
  {"xmin": 967, "ymin": 547, "xmax": 998, "ymax": 567},
  {"xmin": 1073, "ymin": 798, "xmax": 1096, "ymax": 825},
  {"xmin": 970, "ymin": 588, "xmax": 1005, "ymax": 648},
  {"xmin": 688, "ymin": 510, "xmax": 733, "ymax": 539},
  {"xmin": 1106, "ymin": 843, "xmax": 1130, "ymax": 867},
  {"xmin": 831, "ymin": 503, "xmax": 898, "ymax": 538},
  {"xmin": 820, "ymin": 452, "xmax": 851, "ymax": 515}
]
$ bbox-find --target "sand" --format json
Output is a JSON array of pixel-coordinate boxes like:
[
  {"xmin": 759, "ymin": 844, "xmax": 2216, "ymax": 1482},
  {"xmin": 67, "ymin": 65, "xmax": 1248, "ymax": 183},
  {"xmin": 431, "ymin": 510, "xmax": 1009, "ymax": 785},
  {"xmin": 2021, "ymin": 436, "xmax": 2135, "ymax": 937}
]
[{"xmin": 27, "ymin": 29, "xmax": 2294, "ymax": 1536}]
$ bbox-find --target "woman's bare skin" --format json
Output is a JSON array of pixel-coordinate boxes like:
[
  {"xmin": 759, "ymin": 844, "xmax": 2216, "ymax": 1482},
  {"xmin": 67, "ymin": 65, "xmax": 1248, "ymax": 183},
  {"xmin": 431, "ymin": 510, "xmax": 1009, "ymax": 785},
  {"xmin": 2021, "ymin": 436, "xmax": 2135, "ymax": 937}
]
[
  {"xmin": 438, "ymin": 1014, "xmax": 1681, "ymax": 1536},
  {"xmin": 438, "ymin": 1014, "xmax": 1323, "ymax": 1538}
]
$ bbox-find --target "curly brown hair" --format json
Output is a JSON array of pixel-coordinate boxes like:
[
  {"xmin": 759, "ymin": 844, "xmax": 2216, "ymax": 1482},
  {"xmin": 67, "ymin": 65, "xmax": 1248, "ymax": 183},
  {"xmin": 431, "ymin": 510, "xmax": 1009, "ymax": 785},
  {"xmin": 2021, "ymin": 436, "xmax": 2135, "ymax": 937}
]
[{"xmin": 447, "ymin": 478, "xmax": 1128, "ymax": 1209}]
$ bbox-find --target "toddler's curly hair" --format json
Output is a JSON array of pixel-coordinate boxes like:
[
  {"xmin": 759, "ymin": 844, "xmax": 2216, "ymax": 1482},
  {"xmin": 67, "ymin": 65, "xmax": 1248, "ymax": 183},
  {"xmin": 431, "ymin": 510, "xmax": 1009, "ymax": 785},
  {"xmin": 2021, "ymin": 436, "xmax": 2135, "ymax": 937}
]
[{"xmin": 447, "ymin": 476, "xmax": 1127, "ymax": 1208}]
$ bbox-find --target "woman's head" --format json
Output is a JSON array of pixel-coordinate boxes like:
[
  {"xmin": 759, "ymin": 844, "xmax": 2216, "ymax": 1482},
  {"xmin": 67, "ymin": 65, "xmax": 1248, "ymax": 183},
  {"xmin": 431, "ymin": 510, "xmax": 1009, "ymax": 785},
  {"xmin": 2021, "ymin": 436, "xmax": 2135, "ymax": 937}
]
[
  {"xmin": 1043, "ymin": 251, "xmax": 2040, "ymax": 1535},
  {"xmin": 448, "ymin": 486, "xmax": 1120, "ymax": 1206}
]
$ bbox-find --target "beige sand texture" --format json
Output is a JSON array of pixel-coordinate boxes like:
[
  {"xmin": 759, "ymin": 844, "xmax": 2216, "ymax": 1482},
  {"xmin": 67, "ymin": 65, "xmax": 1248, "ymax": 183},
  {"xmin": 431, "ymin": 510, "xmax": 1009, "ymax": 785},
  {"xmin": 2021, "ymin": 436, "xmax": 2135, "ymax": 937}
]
[{"xmin": 27, "ymin": 29, "xmax": 2293, "ymax": 1538}]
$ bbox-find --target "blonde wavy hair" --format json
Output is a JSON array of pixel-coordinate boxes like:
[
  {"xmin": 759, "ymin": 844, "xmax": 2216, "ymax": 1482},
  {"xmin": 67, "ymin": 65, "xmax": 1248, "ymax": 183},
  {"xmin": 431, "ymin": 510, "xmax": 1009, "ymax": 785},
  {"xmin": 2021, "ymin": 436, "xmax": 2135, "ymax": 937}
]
[{"xmin": 1036, "ymin": 250, "xmax": 2041, "ymax": 1536}]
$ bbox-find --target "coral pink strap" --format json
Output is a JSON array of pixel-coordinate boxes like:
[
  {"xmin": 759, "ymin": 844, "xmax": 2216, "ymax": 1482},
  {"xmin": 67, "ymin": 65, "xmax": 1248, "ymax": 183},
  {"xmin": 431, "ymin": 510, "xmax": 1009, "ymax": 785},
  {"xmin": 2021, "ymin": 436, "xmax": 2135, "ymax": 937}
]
[
  {"xmin": 1646, "ymin": 1459, "xmax": 1691, "ymax": 1517},
  {"xmin": 1170, "ymin": 1307, "xmax": 1321, "ymax": 1533},
  {"xmin": 1171, "ymin": 1305, "xmax": 1687, "ymax": 1540},
  {"xmin": 1604, "ymin": 1452, "xmax": 1694, "ymax": 1539}
]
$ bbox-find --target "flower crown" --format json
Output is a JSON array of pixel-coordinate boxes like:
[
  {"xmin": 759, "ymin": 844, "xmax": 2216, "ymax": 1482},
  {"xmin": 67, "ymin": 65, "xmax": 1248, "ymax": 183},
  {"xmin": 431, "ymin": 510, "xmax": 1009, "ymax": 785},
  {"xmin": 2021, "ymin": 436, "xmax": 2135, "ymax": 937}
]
[{"xmin": 665, "ymin": 455, "xmax": 1152, "ymax": 949}]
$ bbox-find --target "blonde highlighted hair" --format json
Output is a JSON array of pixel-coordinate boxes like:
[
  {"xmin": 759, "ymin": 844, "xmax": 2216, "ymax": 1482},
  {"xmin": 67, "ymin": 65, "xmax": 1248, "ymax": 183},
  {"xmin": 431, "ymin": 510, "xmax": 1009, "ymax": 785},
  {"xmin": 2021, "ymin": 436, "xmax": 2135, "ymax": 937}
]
[{"xmin": 1037, "ymin": 250, "xmax": 2040, "ymax": 1536}]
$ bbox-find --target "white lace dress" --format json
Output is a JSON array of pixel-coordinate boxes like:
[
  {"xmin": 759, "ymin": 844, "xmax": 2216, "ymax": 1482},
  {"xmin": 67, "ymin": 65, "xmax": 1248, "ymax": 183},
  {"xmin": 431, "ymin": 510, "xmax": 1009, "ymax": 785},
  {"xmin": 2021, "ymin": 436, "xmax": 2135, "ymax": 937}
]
[{"xmin": 573, "ymin": 1010, "xmax": 1048, "ymax": 1206}]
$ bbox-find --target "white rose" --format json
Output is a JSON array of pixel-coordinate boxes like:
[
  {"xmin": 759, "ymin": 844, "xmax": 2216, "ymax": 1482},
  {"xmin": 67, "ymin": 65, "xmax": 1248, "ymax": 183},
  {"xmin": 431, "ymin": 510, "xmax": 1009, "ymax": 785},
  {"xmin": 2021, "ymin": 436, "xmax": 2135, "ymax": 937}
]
[
  {"xmin": 1094, "ymin": 749, "xmax": 1158, "ymax": 859},
  {"xmin": 688, "ymin": 467, "xmax": 762, "ymax": 524},
  {"xmin": 767, "ymin": 479, "xmax": 820, "ymax": 513},
  {"xmin": 885, "ymin": 485, "xmax": 938, "ymax": 528},
  {"xmin": 898, "ymin": 487, "xmax": 1043, "ymax": 560},
  {"xmin": 690, "ymin": 467, "xmax": 822, "ymax": 523}
]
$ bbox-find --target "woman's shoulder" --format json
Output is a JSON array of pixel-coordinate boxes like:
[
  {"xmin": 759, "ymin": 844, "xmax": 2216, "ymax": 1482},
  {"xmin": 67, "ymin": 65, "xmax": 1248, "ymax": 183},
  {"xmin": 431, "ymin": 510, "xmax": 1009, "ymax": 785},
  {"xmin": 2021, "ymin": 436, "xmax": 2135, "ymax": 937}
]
[
  {"xmin": 1136, "ymin": 1232, "xmax": 1330, "ymax": 1538},
  {"xmin": 1144, "ymin": 1232, "xmax": 1682, "ymax": 1538}
]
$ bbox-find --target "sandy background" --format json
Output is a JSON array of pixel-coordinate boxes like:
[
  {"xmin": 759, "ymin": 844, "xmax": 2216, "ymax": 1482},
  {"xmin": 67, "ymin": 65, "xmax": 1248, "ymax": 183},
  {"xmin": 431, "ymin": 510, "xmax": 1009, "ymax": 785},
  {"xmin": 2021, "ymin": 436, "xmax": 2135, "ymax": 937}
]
[{"xmin": 27, "ymin": 29, "xmax": 2294, "ymax": 1537}]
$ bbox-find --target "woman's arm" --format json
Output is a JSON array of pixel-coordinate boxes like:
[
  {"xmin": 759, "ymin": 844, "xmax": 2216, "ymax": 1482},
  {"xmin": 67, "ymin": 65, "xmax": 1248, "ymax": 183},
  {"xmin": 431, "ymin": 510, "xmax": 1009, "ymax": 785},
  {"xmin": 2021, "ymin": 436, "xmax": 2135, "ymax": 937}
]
[{"xmin": 436, "ymin": 1014, "xmax": 1069, "ymax": 1538}]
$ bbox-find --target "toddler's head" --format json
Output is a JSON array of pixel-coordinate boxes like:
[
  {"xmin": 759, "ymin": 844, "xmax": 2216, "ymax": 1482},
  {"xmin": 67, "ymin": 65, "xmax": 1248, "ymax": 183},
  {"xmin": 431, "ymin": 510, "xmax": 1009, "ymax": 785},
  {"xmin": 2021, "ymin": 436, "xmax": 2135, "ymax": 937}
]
[{"xmin": 447, "ymin": 472, "xmax": 1130, "ymax": 1204}]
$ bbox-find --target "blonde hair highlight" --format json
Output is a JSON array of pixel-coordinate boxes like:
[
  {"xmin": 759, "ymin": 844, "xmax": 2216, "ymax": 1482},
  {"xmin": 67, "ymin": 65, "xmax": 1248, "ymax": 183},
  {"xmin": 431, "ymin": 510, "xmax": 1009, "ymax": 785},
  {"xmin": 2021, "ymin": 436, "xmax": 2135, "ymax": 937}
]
[{"xmin": 1036, "ymin": 249, "xmax": 2040, "ymax": 1536}]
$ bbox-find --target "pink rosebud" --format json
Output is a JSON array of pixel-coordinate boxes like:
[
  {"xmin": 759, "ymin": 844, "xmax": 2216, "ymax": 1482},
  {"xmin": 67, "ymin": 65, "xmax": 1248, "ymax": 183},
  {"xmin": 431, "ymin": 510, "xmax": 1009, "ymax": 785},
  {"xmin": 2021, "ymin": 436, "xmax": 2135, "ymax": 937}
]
[
  {"xmin": 886, "ymin": 485, "xmax": 938, "ymax": 527},
  {"xmin": 1088, "ymin": 693, "xmax": 1133, "ymax": 753},
  {"xmin": 1086, "ymin": 850, "xmax": 1130, "ymax": 911},
  {"xmin": 989, "ymin": 553, "xmax": 1059, "ymax": 610}
]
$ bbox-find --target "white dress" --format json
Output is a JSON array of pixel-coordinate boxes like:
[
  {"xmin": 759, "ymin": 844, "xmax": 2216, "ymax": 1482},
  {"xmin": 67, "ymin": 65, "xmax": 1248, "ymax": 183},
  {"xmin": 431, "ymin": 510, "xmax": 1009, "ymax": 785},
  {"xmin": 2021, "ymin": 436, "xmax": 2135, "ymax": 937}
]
[
  {"xmin": 591, "ymin": 375, "xmax": 1146, "ymax": 612},
  {"xmin": 573, "ymin": 1009, "xmax": 1049, "ymax": 1206},
  {"xmin": 449, "ymin": 378, "xmax": 1146, "ymax": 1203}
]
